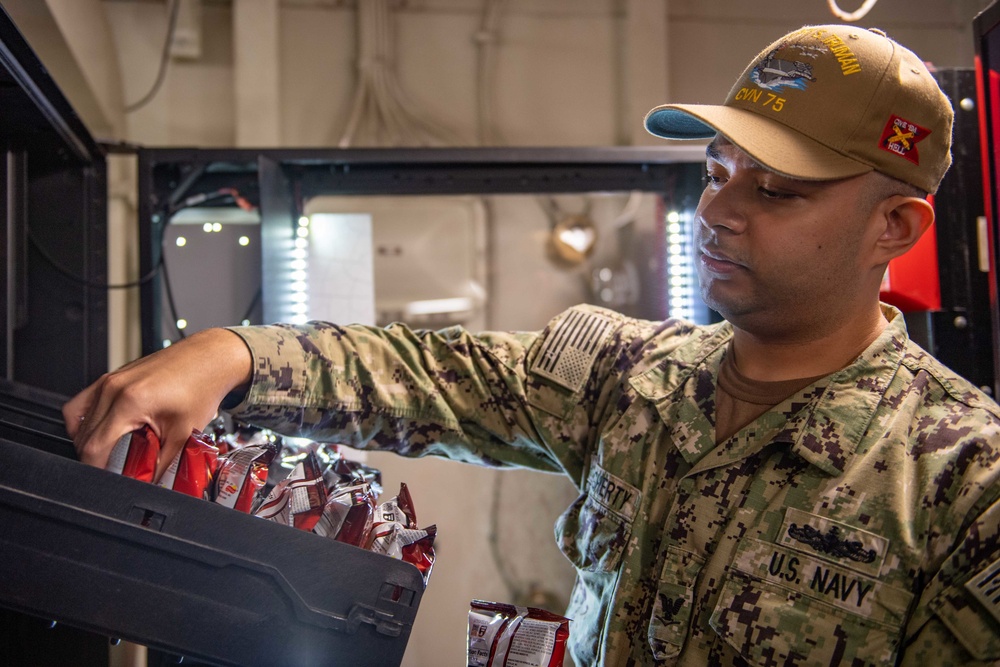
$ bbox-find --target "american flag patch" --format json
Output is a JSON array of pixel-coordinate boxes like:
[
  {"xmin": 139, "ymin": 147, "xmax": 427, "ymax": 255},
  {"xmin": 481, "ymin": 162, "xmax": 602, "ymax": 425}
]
[
  {"xmin": 966, "ymin": 557, "xmax": 1000, "ymax": 624},
  {"xmin": 531, "ymin": 309, "xmax": 614, "ymax": 392}
]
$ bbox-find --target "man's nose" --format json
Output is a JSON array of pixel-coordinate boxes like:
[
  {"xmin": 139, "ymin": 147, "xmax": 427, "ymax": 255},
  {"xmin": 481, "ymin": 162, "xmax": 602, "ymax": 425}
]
[{"xmin": 697, "ymin": 180, "xmax": 749, "ymax": 235}]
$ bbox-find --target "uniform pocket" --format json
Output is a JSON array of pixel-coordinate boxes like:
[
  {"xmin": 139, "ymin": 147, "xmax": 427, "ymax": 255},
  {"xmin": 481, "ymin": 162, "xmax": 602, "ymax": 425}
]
[
  {"xmin": 709, "ymin": 538, "xmax": 912, "ymax": 667},
  {"xmin": 647, "ymin": 547, "xmax": 705, "ymax": 663},
  {"xmin": 555, "ymin": 465, "xmax": 640, "ymax": 573},
  {"xmin": 555, "ymin": 494, "xmax": 631, "ymax": 573}
]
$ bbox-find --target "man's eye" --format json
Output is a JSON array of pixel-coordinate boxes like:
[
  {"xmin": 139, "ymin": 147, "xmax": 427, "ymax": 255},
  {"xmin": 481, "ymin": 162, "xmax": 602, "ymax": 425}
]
[
  {"xmin": 704, "ymin": 173, "xmax": 725, "ymax": 185},
  {"xmin": 759, "ymin": 187, "xmax": 793, "ymax": 199}
]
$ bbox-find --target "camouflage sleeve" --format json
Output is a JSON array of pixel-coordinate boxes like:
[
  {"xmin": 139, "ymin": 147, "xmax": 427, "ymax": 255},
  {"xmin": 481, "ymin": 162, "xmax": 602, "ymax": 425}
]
[
  {"xmin": 224, "ymin": 305, "xmax": 641, "ymax": 484},
  {"xmin": 899, "ymin": 442, "xmax": 1000, "ymax": 665}
]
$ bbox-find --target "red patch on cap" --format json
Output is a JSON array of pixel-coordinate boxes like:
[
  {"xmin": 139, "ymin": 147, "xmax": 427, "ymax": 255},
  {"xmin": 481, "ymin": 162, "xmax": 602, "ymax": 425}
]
[{"xmin": 879, "ymin": 115, "xmax": 930, "ymax": 165}]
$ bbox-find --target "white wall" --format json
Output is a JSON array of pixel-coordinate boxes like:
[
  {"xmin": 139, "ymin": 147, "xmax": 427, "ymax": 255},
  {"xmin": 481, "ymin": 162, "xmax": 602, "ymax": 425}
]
[
  {"xmin": 6, "ymin": 0, "xmax": 994, "ymax": 665},
  {"xmin": 93, "ymin": 0, "xmax": 993, "ymax": 148}
]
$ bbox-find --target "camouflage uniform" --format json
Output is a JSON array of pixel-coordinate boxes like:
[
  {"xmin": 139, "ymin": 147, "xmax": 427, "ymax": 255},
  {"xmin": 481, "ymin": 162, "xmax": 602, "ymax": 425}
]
[{"xmin": 229, "ymin": 304, "xmax": 1000, "ymax": 666}]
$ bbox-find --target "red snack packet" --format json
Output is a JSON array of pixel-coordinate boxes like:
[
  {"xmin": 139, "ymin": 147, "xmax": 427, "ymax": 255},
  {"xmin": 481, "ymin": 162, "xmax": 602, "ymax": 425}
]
[
  {"xmin": 255, "ymin": 451, "xmax": 328, "ymax": 531},
  {"xmin": 366, "ymin": 483, "xmax": 418, "ymax": 545},
  {"xmin": 323, "ymin": 452, "xmax": 383, "ymax": 496},
  {"xmin": 400, "ymin": 526, "xmax": 436, "ymax": 584},
  {"xmin": 213, "ymin": 441, "xmax": 278, "ymax": 513},
  {"xmin": 313, "ymin": 483, "xmax": 366, "ymax": 539},
  {"xmin": 467, "ymin": 601, "xmax": 570, "ymax": 667},
  {"xmin": 158, "ymin": 430, "xmax": 220, "ymax": 499},
  {"xmin": 332, "ymin": 486, "xmax": 377, "ymax": 547},
  {"xmin": 207, "ymin": 415, "xmax": 230, "ymax": 456},
  {"xmin": 364, "ymin": 484, "xmax": 435, "ymax": 583},
  {"xmin": 106, "ymin": 426, "xmax": 160, "ymax": 482}
]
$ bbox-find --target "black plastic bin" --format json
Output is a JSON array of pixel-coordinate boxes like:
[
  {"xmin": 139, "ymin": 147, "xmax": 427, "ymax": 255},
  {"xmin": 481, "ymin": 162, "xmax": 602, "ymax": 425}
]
[{"xmin": 0, "ymin": 381, "xmax": 424, "ymax": 667}]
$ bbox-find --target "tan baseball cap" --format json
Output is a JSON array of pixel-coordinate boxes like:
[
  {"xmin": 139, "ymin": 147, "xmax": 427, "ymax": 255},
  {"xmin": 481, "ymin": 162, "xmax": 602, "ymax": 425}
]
[{"xmin": 644, "ymin": 25, "xmax": 953, "ymax": 193}]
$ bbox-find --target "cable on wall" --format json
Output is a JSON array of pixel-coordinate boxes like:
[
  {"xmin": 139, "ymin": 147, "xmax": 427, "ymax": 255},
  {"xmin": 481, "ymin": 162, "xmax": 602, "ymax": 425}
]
[
  {"xmin": 125, "ymin": 0, "xmax": 181, "ymax": 113},
  {"xmin": 28, "ymin": 232, "xmax": 161, "ymax": 290},
  {"xmin": 827, "ymin": 0, "xmax": 879, "ymax": 22},
  {"xmin": 338, "ymin": 0, "xmax": 463, "ymax": 147}
]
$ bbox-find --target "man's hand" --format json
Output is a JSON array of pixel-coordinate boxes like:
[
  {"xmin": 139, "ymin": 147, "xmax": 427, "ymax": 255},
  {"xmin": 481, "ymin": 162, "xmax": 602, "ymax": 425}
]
[{"xmin": 62, "ymin": 328, "xmax": 253, "ymax": 479}]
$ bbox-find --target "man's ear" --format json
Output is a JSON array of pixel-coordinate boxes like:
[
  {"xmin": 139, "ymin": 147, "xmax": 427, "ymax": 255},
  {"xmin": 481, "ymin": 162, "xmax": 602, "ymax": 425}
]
[{"xmin": 873, "ymin": 196, "xmax": 935, "ymax": 264}]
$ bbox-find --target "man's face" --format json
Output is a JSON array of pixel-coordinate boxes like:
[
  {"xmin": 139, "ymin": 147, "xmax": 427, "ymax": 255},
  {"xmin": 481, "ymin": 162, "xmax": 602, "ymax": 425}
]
[{"xmin": 694, "ymin": 137, "xmax": 880, "ymax": 338}]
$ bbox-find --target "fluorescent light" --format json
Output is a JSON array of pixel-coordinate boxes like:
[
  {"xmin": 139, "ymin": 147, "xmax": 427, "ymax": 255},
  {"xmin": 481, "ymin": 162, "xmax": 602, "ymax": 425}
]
[{"xmin": 404, "ymin": 297, "xmax": 473, "ymax": 316}]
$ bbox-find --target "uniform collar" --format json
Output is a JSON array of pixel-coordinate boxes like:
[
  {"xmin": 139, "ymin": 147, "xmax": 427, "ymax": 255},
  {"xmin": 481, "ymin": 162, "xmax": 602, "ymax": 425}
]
[{"xmin": 629, "ymin": 306, "xmax": 908, "ymax": 476}]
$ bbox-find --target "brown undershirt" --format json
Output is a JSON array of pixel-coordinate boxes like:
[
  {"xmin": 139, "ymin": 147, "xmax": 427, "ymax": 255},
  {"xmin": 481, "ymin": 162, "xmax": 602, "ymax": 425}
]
[{"xmin": 715, "ymin": 343, "xmax": 829, "ymax": 444}]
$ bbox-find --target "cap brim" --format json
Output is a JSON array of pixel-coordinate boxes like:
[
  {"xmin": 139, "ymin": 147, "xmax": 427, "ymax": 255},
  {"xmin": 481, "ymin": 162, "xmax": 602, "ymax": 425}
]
[{"xmin": 644, "ymin": 104, "xmax": 874, "ymax": 182}]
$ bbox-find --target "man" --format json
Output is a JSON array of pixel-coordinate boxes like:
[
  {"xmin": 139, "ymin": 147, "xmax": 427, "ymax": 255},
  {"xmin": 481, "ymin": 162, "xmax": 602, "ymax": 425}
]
[{"xmin": 65, "ymin": 25, "xmax": 999, "ymax": 666}]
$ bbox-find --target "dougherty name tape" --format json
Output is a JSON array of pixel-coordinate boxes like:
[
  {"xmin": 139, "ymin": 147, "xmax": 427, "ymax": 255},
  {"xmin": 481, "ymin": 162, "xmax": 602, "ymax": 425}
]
[{"xmin": 586, "ymin": 465, "xmax": 641, "ymax": 523}]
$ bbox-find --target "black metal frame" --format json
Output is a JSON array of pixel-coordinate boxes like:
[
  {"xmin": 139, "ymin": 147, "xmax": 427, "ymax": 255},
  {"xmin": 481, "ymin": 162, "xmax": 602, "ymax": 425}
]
[
  {"xmin": 925, "ymin": 68, "xmax": 996, "ymax": 394},
  {"xmin": 0, "ymin": 4, "xmax": 107, "ymax": 396},
  {"xmin": 137, "ymin": 145, "xmax": 706, "ymax": 356},
  {"xmin": 974, "ymin": 1, "xmax": 1000, "ymax": 398}
]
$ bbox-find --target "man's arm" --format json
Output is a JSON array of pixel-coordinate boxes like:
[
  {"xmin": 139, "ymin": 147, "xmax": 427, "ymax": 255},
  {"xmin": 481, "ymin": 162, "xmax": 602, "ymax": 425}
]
[
  {"xmin": 899, "ymin": 489, "xmax": 1000, "ymax": 665},
  {"xmin": 226, "ymin": 320, "xmax": 571, "ymax": 473},
  {"xmin": 63, "ymin": 305, "xmax": 640, "ymax": 485},
  {"xmin": 62, "ymin": 328, "xmax": 252, "ymax": 479}
]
